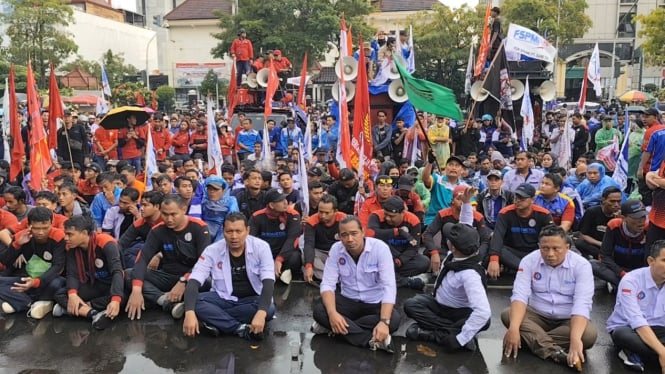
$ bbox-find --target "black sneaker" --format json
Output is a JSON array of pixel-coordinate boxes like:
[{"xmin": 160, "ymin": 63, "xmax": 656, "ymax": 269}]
[
  {"xmin": 200, "ymin": 321, "xmax": 220, "ymax": 337},
  {"xmin": 369, "ymin": 335, "xmax": 394, "ymax": 354},
  {"xmin": 406, "ymin": 276, "xmax": 425, "ymax": 291},
  {"xmin": 405, "ymin": 323, "xmax": 436, "ymax": 342},
  {"xmin": 549, "ymin": 349, "xmax": 569, "ymax": 366},
  {"xmin": 91, "ymin": 311, "xmax": 113, "ymax": 330},
  {"xmin": 236, "ymin": 324, "xmax": 264, "ymax": 341}
]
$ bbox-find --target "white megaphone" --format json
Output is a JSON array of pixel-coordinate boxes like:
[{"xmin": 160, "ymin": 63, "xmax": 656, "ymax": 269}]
[
  {"xmin": 246, "ymin": 73, "xmax": 258, "ymax": 88},
  {"xmin": 331, "ymin": 80, "xmax": 355, "ymax": 102},
  {"xmin": 388, "ymin": 80, "xmax": 408, "ymax": 103},
  {"xmin": 335, "ymin": 56, "xmax": 358, "ymax": 81},
  {"xmin": 388, "ymin": 54, "xmax": 406, "ymax": 80},
  {"xmin": 538, "ymin": 81, "xmax": 556, "ymax": 101},
  {"xmin": 470, "ymin": 81, "xmax": 489, "ymax": 102},
  {"xmin": 510, "ymin": 79, "xmax": 525, "ymax": 101},
  {"xmin": 256, "ymin": 68, "xmax": 270, "ymax": 88}
]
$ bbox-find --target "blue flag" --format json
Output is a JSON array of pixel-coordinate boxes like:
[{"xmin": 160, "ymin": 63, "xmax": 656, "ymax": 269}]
[
  {"xmin": 612, "ymin": 107, "xmax": 631, "ymax": 191},
  {"xmin": 101, "ymin": 64, "xmax": 112, "ymax": 97}
]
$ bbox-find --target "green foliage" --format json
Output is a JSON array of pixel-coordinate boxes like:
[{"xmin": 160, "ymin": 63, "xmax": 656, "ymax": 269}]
[
  {"xmin": 199, "ymin": 69, "xmax": 230, "ymax": 100},
  {"xmin": 211, "ymin": 0, "xmax": 373, "ymax": 66},
  {"xmin": 408, "ymin": 4, "xmax": 484, "ymax": 98},
  {"xmin": 59, "ymin": 50, "xmax": 138, "ymax": 91},
  {"xmin": 155, "ymin": 85, "xmax": 176, "ymax": 111},
  {"xmin": 502, "ymin": 0, "xmax": 592, "ymax": 47},
  {"xmin": 2, "ymin": 0, "xmax": 78, "ymax": 87},
  {"xmin": 644, "ymin": 83, "xmax": 658, "ymax": 93},
  {"xmin": 111, "ymin": 82, "xmax": 154, "ymax": 107},
  {"xmin": 0, "ymin": 61, "xmax": 29, "ymax": 91},
  {"xmin": 637, "ymin": 8, "xmax": 665, "ymax": 66}
]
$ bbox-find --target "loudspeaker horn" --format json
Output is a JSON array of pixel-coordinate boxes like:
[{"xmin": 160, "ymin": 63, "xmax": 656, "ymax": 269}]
[
  {"xmin": 539, "ymin": 81, "xmax": 556, "ymax": 101},
  {"xmin": 470, "ymin": 81, "xmax": 489, "ymax": 102},
  {"xmin": 335, "ymin": 56, "xmax": 358, "ymax": 81},
  {"xmin": 331, "ymin": 80, "xmax": 355, "ymax": 102},
  {"xmin": 256, "ymin": 68, "xmax": 270, "ymax": 88},
  {"xmin": 510, "ymin": 79, "xmax": 525, "ymax": 100},
  {"xmin": 388, "ymin": 55, "xmax": 406, "ymax": 80},
  {"xmin": 388, "ymin": 80, "xmax": 408, "ymax": 103},
  {"xmin": 246, "ymin": 73, "xmax": 258, "ymax": 88}
]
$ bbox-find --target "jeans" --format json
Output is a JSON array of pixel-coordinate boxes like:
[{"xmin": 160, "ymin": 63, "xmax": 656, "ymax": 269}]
[
  {"xmin": 312, "ymin": 293, "xmax": 400, "ymax": 347},
  {"xmin": 124, "ymin": 156, "xmax": 142, "ymax": 174},
  {"xmin": 236, "ymin": 60, "xmax": 252, "ymax": 86},
  {"xmin": 611, "ymin": 325, "xmax": 665, "ymax": 358},
  {"xmin": 195, "ymin": 292, "xmax": 275, "ymax": 334}
]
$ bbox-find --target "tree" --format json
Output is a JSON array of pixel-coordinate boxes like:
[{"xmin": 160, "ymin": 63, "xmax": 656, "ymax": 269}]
[
  {"xmin": 0, "ymin": 61, "xmax": 29, "ymax": 91},
  {"xmin": 155, "ymin": 86, "xmax": 176, "ymax": 112},
  {"xmin": 101, "ymin": 50, "xmax": 139, "ymax": 89},
  {"xmin": 501, "ymin": 0, "xmax": 592, "ymax": 47},
  {"xmin": 111, "ymin": 82, "xmax": 154, "ymax": 107},
  {"xmin": 211, "ymin": 0, "xmax": 373, "ymax": 67},
  {"xmin": 1, "ymin": 0, "xmax": 78, "ymax": 87},
  {"xmin": 199, "ymin": 70, "xmax": 229, "ymax": 108},
  {"xmin": 408, "ymin": 4, "xmax": 484, "ymax": 98},
  {"xmin": 636, "ymin": 8, "xmax": 665, "ymax": 66}
]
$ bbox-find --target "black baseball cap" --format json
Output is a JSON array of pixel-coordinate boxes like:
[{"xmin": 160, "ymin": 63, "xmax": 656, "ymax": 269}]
[
  {"xmin": 447, "ymin": 155, "xmax": 464, "ymax": 166},
  {"xmin": 339, "ymin": 168, "xmax": 355, "ymax": 182},
  {"xmin": 514, "ymin": 183, "xmax": 536, "ymax": 198},
  {"xmin": 641, "ymin": 108, "xmax": 659, "ymax": 117},
  {"xmin": 85, "ymin": 163, "xmax": 102, "ymax": 173},
  {"xmin": 621, "ymin": 199, "xmax": 647, "ymax": 219},
  {"xmin": 382, "ymin": 196, "xmax": 405, "ymax": 213},
  {"xmin": 307, "ymin": 168, "xmax": 322, "ymax": 177},
  {"xmin": 397, "ymin": 175, "xmax": 415, "ymax": 190},
  {"xmin": 265, "ymin": 189, "xmax": 287, "ymax": 204},
  {"xmin": 443, "ymin": 223, "xmax": 480, "ymax": 256}
]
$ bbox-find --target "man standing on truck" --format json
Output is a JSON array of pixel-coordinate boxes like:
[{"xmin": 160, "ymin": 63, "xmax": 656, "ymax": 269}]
[{"xmin": 230, "ymin": 28, "xmax": 254, "ymax": 86}]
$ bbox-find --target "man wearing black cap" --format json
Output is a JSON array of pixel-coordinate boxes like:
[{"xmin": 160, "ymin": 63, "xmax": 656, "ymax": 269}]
[
  {"xmin": 477, "ymin": 169, "xmax": 514, "ymax": 230},
  {"xmin": 591, "ymin": 200, "xmax": 648, "ymax": 288},
  {"xmin": 395, "ymin": 175, "xmax": 425, "ymax": 223},
  {"xmin": 367, "ymin": 196, "xmax": 429, "ymax": 290},
  {"xmin": 57, "ymin": 109, "xmax": 89, "ymax": 172},
  {"xmin": 249, "ymin": 189, "xmax": 302, "ymax": 281},
  {"xmin": 487, "ymin": 183, "xmax": 554, "ymax": 279},
  {"xmin": 424, "ymin": 185, "xmax": 491, "ymax": 273},
  {"xmin": 638, "ymin": 107, "xmax": 665, "ymax": 206},
  {"xmin": 326, "ymin": 168, "xmax": 364, "ymax": 215},
  {"xmin": 78, "ymin": 163, "xmax": 101, "ymax": 205},
  {"xmin": 453, "ymin": 117, "xmax": 481, "ymax": 157},
  {"xmin": 230, "ymin": 28, "xmax": 254, "ymax": 86},
  {"xmin": 423, "ymin": 154, "xmax": 469, "ymax": 226},
  {"xmin": 404, "ymin": 222, "xmax": 490, "ymax": 351}
]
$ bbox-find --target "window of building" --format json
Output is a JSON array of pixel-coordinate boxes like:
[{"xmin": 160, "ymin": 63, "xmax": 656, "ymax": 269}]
[{"xmin": 618, "ymin": 12, "xmax": 636, "ymax": 37}]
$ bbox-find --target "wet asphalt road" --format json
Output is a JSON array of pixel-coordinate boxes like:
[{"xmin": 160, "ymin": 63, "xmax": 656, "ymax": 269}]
[{"xmin": 0, "ymin": 282, "xmax": 648, "ymax": 373}]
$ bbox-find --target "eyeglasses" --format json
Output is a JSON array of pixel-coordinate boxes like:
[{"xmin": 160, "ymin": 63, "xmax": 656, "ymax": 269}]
[{"xmin": 577, "ymin": 173, "xmax": 586, "ymax": 178}]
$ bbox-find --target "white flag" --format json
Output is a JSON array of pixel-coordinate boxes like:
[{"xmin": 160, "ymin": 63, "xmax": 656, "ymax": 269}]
[
  {"xmin": 144, "ymin": 124, "xmax": 158, "ymax": 190},
  {"xmin": 520, "ymin": 77, "xmax": 535, "ymax": 148},
  {"xmin": 206, "ymin": 99, "xmax": 223, "ymax": 176},
  {"xmin": 587, "ymin": 43, "xmax": 602, "ymax": 97},
  {"xmin": 407, "ymin": 25, "xmax": 415, "ymax": 73},
  {"xmin": 297, "ymin": 140, "xmax": 309, "ymax": 216},
  {"xmin": 464, "ymin": 45, "xmax": 474, "ymax": 95}
]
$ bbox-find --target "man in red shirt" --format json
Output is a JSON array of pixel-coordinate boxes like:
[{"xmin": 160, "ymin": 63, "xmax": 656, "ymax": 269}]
[
  {"xmin": 637, "ymin": 108, "xmax": 665, "ymax": 206},
  {"xmin": 151, "ymin": 113, "xmax": 172, "ymax": 162},
  {"xmin": 93, "ymin": 127, "xmax": 118, "ymax": 170},
  {"xmin": 230, "ymin": 28, "xmax": 254, "ymax": 86},
  {"xmin": 190, "ymin": 120, "xmax": 208, "ymax": 160}
]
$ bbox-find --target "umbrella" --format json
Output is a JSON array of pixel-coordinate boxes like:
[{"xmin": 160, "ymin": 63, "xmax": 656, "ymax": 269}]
[
  {"xmin": 619, "ymin": 90, "xmax": 649, "ymax": 102},
  {"xmin": 99, "ymin": 106, "xmax": 150, "ymax": 130}
]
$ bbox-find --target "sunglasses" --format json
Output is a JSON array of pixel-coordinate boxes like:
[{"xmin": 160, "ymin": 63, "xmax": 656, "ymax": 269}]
[{"xmin": 377, "ymin": 178, "xmax": 393, "ymax": 185}]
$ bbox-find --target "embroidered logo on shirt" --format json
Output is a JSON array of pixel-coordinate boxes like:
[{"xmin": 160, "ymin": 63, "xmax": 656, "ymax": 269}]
[
  {"xmin": 528, "ymin": 219, "xmax": 536, "ymax": 227},
  {"xmin": 43, "ymin": 251, "xmax": 52, "ymax": 261},
  {"xmin": 184, "ymin": 233, "xmax": 192, "ymax": 242},
  {"xmin": 338, "ymin": 257, "xmax": 346, "ymax": 265},
  {"xmin": 637, "ymin": 291, "xmax": 646, "ymax": 300},
  {"xmin": 533, "ymin": 272, "xmax": 542, "ymax": 280},
  {"xmin": 217, "ymin": 261, "xmax": 223, "ymax": 270}
]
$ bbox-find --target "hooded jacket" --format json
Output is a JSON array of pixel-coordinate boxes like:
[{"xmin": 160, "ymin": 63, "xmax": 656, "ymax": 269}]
[
  {"xmin": 201, "ymin": 176, "xmax": 239, "ymax": 241},
  {"xmin": 576, "ymin": 163, "xmax": 621, "ymax": 208}
]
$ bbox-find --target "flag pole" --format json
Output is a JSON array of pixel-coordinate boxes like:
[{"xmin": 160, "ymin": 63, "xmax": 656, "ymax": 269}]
[
  {"xmin": 465, "ymin": 42, "xmax": 506, "ymax": 130},
  {"xmin": 62, "ymin": 125, "xmax": 76, "ymax": 174}
]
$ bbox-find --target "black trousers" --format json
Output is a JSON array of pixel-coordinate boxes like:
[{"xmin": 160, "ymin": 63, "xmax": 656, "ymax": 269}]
[
  {"xmin": 54, "ymin": 279, "xmax": 123, "ymax": 313},
  {"xmin": 647, "ymin": 224, "xmax": 665, "ymax": 249},
  {"xmin": 404, "ymin": 294, "xmax": 490, "ymax": 344},
  {"xmin": 574, "ymin": 238, "xmax": 601, "ymax": 259},
  {"xmin": 396, "ymin": 254, "xmax": 430, "ymax": 287},
  {"xmin": 611, "ymin": 325, "xmax": 665, "ymax": 358},
  {"xmin": 312, "ymin": 293, "xmax": 400, "ymax": 347}
]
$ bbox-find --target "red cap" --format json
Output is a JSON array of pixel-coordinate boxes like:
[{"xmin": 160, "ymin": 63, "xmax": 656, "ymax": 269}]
[
  {"xmin": 273, "ymin": 49, "xmax": 281, "ymax": 56},
  {"xmin": 453, "ymin": 185, "xmax": 467, "ymax": 198}
]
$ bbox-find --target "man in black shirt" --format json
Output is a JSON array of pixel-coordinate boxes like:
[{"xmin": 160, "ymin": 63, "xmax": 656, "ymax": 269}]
[
  {"xmin": 574, "ymin": 186, "xmax": 622, "ymax": 259},
  {"xmin": 326, "ymin": 168, "xmax": 363, "ymax": 215},
  {"xmin": 125, "ymin": 194, "xmax": 211, "ymax": 321},
  {"xmin": 182, "ymin": 213, "xmax": 275, "ymax": 339},
  {"xmin": 118, "ymin": 191, "xmax": 164, "ymax": 268},
  {"xmin": 572, "ymin": 113, "xmax": 589, "ymax": 164},
  {"xmin": 235, "ymin": 169, "xmax": 266, "ymax": 220},
  {"xmin": 391, "ymin": 118, "xmax": 407, "ymax": 161},
  {"xmin": 249, "ymin": 189, "xmax": 302, "ymax": 282},
  {"xmin": 303, "ymin": 195, "xmax": 347, "ymax": 282},
  {"xmin": 488, "ymin": 7, "xmax": 502, "ymax": 63}
]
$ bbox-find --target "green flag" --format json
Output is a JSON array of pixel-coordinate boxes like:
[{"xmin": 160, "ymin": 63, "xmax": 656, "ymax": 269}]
[{"xmin": 394, "ymin": 55, "xmax": 463, "ymax": 122}]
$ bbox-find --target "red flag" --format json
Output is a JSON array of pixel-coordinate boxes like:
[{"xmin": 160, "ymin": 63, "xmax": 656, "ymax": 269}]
[
  {"xmin": 578, "ymin": 65, "xmax": 588, "ymax": 112},
  {"xmin": 136, "ymin": 92, "xmax": 146, "ymax": 106},
  {"xmin": 151, "ymin": 91, "xmax": 157, "ymax": 110},
  {"xmin": 264, "ymin": 64, "xmax": 279, "ymax": 118},
  {"xmin": 351, "ymin": 36, "xmax": 372, "ymax": 180},
  {"xmin": 8, "ymin": 65, "xmax": 24, "ymax": 182},
  {"xmin": 346, "ymin": 26, "xmax": 353, "ymax": 58},
  {"xmin": 474, "ymin": 1, "xmax": 492, "ymax": 77},
  {"xmin": 47, "ymin": 64, "xmax": 62, "ymax": 150},
  {"xmin": 297, "ymin": 52, "xmax": 308, "ymax": 109},
  {"xmin": 227, "ymin": 63, "xmax": 237, "ymax": 119},
  {"xmin": 27, "ymin": 62, "xmax": 52, "ymax": 192}
]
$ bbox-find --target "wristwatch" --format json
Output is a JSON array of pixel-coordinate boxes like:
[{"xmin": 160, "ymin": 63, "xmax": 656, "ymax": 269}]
[
  {"xmin": 380, "ymin": 319, "xmax": 390, "ymax": 327},
  {"xmin": 178, "ymin": 276, "xmax": 187, "ymax": 283}
]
